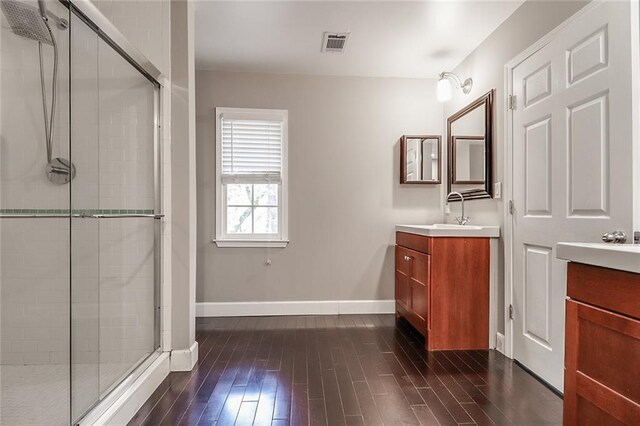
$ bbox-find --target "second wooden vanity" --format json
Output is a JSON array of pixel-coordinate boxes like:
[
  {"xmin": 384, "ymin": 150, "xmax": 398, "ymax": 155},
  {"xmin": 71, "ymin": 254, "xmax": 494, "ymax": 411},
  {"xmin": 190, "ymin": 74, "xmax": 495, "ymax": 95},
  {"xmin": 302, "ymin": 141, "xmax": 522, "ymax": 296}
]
[
  {"xmin": 395, "ymin": 229, "xmax": 494, "ymax": 350},
  {"xmin": 557, "ymin": 243, "xmax": 640, "ymax": 425}
]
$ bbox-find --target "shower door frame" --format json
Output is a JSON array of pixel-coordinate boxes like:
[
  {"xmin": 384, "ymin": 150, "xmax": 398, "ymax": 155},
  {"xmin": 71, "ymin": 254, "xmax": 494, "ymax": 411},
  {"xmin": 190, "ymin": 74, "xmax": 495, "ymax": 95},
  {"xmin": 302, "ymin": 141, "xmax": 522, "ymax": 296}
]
[{"xmin": 65, "ymin": 0, "xmax": 165, "ymax": 423}]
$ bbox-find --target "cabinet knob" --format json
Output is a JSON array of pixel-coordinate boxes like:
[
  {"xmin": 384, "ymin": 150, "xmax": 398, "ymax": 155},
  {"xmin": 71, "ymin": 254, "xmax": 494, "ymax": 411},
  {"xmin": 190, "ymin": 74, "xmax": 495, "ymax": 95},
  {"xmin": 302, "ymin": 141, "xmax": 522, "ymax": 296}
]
[{"xmin": 404, "ymin": 255, "xmax": 411, "ymax": 261}]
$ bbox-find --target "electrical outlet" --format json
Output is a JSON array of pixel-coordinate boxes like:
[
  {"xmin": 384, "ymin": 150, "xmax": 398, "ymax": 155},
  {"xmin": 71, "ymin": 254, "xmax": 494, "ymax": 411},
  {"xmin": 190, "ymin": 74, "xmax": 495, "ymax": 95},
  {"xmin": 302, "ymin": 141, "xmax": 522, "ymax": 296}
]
[
  {"xmin": 494, "ymin": 182, "xmax": 502, "ymax": 199},
  {"xmin": 445, "ymin": 203, "xmax": 451, "ymax": 214}
]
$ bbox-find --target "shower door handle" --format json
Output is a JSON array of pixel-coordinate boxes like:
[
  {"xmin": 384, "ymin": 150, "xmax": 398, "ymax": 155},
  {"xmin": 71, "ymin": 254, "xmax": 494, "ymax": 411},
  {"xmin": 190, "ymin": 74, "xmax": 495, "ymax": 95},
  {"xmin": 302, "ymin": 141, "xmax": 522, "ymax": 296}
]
[{"xmin": 72, "ymin": 213, "xmax": 165, "ymax": 219}]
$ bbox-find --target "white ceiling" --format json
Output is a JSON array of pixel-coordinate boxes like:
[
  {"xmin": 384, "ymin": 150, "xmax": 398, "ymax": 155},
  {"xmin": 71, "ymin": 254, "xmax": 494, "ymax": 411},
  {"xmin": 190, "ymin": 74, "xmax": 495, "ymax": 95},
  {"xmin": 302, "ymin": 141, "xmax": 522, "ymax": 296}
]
[{"xmin": 194, "ymin": 1, "xmax": 525, "ymax": 79}]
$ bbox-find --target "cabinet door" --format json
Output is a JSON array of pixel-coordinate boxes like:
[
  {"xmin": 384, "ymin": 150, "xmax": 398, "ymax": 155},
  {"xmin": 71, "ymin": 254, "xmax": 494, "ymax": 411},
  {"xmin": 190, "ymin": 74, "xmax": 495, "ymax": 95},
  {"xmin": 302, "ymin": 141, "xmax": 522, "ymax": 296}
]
[
  {"xmin": 564, "ymin": 300, "xmax": 640, "ymax": 425},
  {"xmin": 395, "ymin": 270, "xmax": 410, "ymax": 311},
  {"xmin": 396, "ymin": 245, "xmax": 429, "ymax": 332},
  {"xmin": 409, "ymin": 252, "xmax": 429, "ymax": 326},
  {"xmin": 395, "ymin": 247, "xmax": 411, "ymax": 310}
]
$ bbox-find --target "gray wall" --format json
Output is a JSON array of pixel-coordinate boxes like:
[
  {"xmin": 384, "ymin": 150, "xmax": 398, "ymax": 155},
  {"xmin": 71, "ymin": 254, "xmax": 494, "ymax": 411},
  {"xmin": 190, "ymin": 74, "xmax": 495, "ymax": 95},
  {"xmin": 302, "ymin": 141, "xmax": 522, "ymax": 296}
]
[
  {"xmin": 196, "ymin": 71, "xmax": 443, "ymax": 303},
  {"xmin": 195, "ymin": 0, "xmax": 589, "ymax": 319},
  {"xmin": 443, "ymin": 0, "xmax": 588, "ymax": 333}
]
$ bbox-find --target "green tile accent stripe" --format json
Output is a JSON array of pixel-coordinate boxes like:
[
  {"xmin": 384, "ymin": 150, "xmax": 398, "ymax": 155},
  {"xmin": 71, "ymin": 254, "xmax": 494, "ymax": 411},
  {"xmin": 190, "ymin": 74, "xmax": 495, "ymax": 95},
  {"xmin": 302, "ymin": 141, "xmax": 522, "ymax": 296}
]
[
  {"xmin": 0, "ymin": 209, "xmax": 70, "ymax": 214},
  {"xmin": 0, "ymin": 209, "xmax": 154, "ymax": 215},
  {"xmin": 72, "ymin": 209, "xmax": 154, "ymax": 215}
]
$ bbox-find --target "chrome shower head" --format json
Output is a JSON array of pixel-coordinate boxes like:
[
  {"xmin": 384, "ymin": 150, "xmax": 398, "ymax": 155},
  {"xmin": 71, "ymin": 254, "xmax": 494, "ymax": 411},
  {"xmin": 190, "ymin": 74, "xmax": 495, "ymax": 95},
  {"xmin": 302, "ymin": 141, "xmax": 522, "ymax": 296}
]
[{"xmin": 0, "ymin": 0, "xmax": 53, "ymax": 45}]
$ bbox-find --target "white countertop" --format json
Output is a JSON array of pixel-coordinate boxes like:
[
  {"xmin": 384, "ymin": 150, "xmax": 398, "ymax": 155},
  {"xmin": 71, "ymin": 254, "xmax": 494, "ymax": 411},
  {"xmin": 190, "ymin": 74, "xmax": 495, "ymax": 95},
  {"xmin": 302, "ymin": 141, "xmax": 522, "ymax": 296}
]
[
  {"xmin": 557, "ymin": 242, "xmax": 640, "ymax": 274},
  {"xmin": 395, "ymin": 223, "xmax": 500, "ymax": 238}
]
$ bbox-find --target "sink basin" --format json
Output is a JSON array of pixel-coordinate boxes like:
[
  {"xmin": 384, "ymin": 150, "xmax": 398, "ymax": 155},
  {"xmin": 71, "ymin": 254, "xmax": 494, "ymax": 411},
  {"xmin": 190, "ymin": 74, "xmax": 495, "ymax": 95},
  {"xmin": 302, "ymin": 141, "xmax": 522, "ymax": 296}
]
[
  {"xmin": 395, "ymin": 223, "xmax": 500, "ymax": 238},
  {"xmin": 432, "ymin": 223, "xmax": 482, "ymax": 230}
]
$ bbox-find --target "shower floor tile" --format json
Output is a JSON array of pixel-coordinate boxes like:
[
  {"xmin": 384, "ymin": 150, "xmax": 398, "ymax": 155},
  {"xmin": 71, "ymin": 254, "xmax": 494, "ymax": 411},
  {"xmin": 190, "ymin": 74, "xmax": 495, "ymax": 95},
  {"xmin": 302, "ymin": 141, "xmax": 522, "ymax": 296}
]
[
  {"xmin": 1, "ymin": 364, "xmax": 70, "ymax": 425},
  {"xmin": 0, "ymin": 362, "xmax": 136, "ymax": 425}
]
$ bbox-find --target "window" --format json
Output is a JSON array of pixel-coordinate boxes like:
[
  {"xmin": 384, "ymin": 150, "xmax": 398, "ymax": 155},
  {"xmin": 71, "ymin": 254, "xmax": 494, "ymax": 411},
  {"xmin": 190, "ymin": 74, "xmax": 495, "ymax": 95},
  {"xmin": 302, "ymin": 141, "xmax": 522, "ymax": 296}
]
[{"xmin": 215, "ymin": 108, "xmax": 288, "ymax": 247}]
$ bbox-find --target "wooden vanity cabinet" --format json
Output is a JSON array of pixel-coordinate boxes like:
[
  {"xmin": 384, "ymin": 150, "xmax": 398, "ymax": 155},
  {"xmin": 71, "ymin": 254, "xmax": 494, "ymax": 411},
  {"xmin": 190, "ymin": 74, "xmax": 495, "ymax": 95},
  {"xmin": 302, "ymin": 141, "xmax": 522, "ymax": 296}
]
[
  {"xmin": 564, "ymin": 263, "xmax": 640, "ymax": 425},
  {"xmin": 395, "ymin": 231, "xmax": 490, "ymax": 350}
]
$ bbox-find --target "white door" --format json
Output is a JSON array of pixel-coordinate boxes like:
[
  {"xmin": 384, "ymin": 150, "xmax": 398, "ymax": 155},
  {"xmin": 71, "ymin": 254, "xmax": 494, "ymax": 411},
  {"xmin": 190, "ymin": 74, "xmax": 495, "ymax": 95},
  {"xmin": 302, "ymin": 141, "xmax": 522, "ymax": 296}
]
[{"xmin": 510, "ymin": 0, "xmax": 635, "ymax": 391}]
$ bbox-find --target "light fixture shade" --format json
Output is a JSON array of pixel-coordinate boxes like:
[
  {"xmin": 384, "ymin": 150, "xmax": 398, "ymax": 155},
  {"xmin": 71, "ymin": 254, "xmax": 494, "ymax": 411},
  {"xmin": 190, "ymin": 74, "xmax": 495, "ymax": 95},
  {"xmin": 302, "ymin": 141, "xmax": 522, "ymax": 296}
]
[{"xmin": 436, "ymin": 78, "xmax": 452, "ymax": 102}]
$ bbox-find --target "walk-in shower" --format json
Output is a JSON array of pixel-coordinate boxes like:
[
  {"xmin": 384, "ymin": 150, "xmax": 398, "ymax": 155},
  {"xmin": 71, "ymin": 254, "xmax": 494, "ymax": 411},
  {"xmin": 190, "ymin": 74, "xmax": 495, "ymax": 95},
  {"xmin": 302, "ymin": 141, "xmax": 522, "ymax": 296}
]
[{"xmin": 0, "ymin": 1, "xmax": 162, "ymax": 424}]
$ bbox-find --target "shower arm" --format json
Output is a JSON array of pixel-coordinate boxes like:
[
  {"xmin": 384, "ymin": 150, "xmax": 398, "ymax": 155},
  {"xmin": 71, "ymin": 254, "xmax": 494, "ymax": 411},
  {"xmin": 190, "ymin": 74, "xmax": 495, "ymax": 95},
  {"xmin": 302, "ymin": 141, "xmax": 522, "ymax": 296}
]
[{"xmin": 37, "ymin": 0, "xmax": 47, "ymax": 20}]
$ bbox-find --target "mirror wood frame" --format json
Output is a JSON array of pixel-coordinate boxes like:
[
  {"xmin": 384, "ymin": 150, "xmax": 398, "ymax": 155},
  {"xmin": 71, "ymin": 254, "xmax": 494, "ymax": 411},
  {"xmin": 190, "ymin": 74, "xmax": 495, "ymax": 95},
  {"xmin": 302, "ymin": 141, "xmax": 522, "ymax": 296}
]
[
  {"xmin": 400, "ymin": 135, "xmax": 442, "ymax": 184},
  {"xmin": 447, "ymin": 89, "xmax": 494, "ymax": 200}
]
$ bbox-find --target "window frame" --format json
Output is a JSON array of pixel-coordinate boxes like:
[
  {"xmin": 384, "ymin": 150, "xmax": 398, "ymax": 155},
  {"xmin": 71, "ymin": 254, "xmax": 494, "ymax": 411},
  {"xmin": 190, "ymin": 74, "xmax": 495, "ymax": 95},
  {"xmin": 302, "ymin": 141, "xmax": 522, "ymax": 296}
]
[{"xmin": 214, "ymin": 107, "xmax": 289, "ymax": 248}]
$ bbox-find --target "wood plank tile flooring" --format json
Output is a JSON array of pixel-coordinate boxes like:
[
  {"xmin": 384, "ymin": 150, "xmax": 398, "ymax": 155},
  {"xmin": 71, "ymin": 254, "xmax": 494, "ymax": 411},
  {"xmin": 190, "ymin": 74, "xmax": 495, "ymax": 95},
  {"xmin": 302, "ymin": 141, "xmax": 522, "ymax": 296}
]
[{"xmin": 128, "ymin": 315, "xmax": 562, "ymax": 426}]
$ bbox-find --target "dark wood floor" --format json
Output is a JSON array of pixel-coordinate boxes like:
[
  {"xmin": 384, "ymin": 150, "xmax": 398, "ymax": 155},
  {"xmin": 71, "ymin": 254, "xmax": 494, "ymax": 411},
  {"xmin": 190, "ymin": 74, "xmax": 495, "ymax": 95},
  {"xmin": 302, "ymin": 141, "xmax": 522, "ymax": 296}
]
[{"xmin": 128, "ymin": 315, "xmax": 562, "ymax": 426}]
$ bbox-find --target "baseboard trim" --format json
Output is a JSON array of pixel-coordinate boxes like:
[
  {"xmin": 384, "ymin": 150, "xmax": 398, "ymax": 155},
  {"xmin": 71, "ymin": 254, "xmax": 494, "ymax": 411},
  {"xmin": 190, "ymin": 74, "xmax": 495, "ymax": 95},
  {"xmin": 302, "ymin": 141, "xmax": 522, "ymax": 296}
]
[
  {"xmin": 81, "ymin": 352, "xmax": 170, "ymax": 426},
  {"xmin": 496, "ymin": 332, "xmax": 505, "ymax": 355},
  {"xmin": 196, "ymin": 300, "xmax": 395, "ymax": 317},
  {"xmin": 170, "ymin": 341, "xmax": 199, "ymax": 372}
]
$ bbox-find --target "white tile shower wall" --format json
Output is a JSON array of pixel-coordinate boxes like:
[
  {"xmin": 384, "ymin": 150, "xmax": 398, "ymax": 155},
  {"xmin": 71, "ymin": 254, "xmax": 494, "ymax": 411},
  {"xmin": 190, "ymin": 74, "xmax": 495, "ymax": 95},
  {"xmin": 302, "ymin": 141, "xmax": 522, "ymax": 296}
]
[
  {"xmin": 69, "ymin": 13, "xmax": 102, "ymax": 418},
  {"xmin": 0, "ymin": 1, "xmax": 70, "ymax": 210},
  {"xmin": 98, "ymin": 219, "xmax": 155, "ymax": 394},
  {"xmin": 98, "ymin": 38, "xmax": 155, "ymax": 211},
  {"xmin": 1, "ymin": 0, "xmax": 172, "ymax": 372},
  {"xmin": 90, "ymin": 0, "xmax": 174, "ymax": 355},
  {"xmin": 91, "ymin": 0, "xmax": 170, "ymax": 75},
  {"xmin": 0, "ymin": 219, "xmax": 71, "ymax": 365},
  {"xmin": 71, "ymin": 218, "xmax": 100, "ymax": 417},
  {"xmin": 71, "ymin": 14, "xmax": 100, "ymax": 212},
  {"xmin": 94, "ymin": 35, "xmax": 157, "ymax": 393},
  {"xmin": 0, "ymin": 0, "xmax": 71, "ymax": 366}
]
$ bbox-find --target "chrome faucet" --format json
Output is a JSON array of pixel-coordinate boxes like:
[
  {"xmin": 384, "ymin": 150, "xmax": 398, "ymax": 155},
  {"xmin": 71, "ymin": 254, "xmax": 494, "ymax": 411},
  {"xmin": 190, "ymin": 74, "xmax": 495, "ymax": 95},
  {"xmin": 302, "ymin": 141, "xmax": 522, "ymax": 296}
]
[{"xmin": 447, "ymin": 191, "xmax": 470, "ymax": 225}]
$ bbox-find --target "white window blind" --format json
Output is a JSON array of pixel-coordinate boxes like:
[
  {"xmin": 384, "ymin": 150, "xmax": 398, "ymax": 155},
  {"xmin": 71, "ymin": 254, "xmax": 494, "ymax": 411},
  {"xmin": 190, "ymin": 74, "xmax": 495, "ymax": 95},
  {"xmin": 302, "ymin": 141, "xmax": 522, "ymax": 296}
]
[
  {"xmin": 221, "ymin": 115, "xmax": 283, "ymax": 183},
  {"xmin": 215, "ymin": 107, "xmax": 289, "ymax": 247}
]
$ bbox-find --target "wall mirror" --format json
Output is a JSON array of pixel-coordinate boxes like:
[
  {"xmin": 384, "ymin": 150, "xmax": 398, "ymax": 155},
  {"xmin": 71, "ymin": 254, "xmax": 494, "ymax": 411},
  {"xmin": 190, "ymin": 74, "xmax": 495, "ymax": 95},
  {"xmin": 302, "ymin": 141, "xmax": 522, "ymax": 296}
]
[
  {"xmin": 400, "ymin": 135, "xmax": 441, "ymax": 184},
  {"xmin": 447, "ymin": 90, "xmax": 493, "ymax": 199}
]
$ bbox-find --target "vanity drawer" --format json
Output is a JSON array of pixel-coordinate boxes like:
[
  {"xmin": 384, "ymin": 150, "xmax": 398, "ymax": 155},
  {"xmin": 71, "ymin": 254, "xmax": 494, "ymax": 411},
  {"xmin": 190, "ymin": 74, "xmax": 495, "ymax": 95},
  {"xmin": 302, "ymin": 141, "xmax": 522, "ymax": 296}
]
[
  {"xmin": 396, "ymin": 231, "xmax": 431, "ymax": 254},
  {"xmin": 568, "ymin": 263, "xmax": 640, "ymax": 320},
  {"xmin": 395, "ymin": 246, "xmax": 429, "ymax": 285}
]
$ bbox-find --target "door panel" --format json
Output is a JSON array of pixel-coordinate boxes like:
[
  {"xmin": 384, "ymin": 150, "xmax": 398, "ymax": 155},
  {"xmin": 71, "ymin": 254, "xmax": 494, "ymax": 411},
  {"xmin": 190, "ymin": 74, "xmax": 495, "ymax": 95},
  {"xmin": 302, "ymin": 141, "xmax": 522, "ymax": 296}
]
[
  {"xmin": 395, "ymin": 245, "xmax": 429, "ymax": 331},
  {"xmin": 567, "ymin": 27, "xmax": 608, "ymax": 85},
  {"xmin": 511, "ymin": 1, "xmax": 634, "ymax": 391},
  {"xmin": 523, "ymin": 244, "xmax": 552, "ymax": 349},
  {"xmin": 524, "ymin": 117, "xmax": 552, "ymax": 216},
  {"xmin": 395, "ymin": 270, "xmax": 410, "ymax": 310},
  {"xmin": 568, "ymin": 94, "xmax": 610, "ymax": 216},
  {"xmin": 523, "ymin": 63, "xmax": 552, "ymax": 107},
  {"xmin": 410, "ymin": 279, "xmax": 427, "ymax": 323}
]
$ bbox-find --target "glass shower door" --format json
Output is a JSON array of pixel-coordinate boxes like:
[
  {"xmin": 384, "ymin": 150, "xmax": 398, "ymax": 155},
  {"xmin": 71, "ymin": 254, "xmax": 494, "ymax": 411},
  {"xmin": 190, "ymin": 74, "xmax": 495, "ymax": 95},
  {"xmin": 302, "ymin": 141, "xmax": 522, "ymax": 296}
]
[
  {"xmin": 0, "ymin": 0, "xmax": 72, "ymax": 424},
  {"xmin": 94, "ymin": 33, "xmax": 158, "ymax": 398},
  {"xmin": 69, "ymin": 9, "xmax": 159, "ymax": 423},
  {"xmin": 69, "ymin": 9, "xmax": 99, "ymax": 420},
  {"xmin": 0, "ymin": 2, "xmax": 159, "ymax": 423}
]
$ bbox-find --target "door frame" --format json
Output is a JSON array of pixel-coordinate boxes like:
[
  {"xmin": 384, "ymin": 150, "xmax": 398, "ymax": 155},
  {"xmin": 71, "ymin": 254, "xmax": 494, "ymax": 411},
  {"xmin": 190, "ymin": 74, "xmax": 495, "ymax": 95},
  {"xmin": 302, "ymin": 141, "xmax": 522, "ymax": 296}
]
[{"xmin": 502, "ymin": 0, "xmax": 640, "ymax": 359}]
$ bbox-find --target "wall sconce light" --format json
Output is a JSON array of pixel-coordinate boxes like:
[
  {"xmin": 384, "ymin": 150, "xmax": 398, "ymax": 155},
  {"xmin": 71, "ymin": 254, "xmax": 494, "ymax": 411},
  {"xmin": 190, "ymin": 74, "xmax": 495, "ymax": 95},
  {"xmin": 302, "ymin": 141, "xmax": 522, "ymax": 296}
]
[{"xmin": 436, "ymin": 72, "xmax": 473, "ymax": 102}]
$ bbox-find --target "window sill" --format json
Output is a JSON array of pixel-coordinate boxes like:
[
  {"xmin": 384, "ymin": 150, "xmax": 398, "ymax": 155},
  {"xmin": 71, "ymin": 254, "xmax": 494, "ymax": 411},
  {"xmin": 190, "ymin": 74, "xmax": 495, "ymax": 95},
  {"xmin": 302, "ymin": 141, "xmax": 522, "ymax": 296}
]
[{"xmin": 213, "ymin": 239, "xmax": 289, "ymax": 248}]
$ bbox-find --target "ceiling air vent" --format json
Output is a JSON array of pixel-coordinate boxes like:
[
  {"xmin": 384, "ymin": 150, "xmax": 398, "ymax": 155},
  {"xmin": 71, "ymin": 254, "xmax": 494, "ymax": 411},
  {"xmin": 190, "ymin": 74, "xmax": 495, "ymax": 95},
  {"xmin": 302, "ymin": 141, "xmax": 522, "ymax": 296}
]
[{"xmin": 322, "ymin": 32, "xmax": 350, "ymax": 53}]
